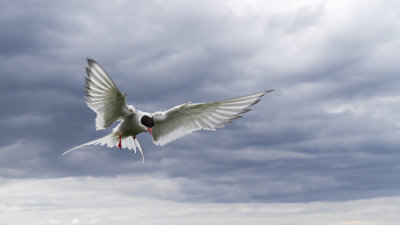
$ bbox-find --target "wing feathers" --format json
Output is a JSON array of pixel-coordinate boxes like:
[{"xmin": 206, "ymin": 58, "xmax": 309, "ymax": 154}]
[
  {"xmin": 152, "ymin": 90, "xmax": 273, "ymax": 146},
  {"xmin": 86, "ymin": 67, "xmax": 115, "ymax": 92},
  {"xmin": 88, "ymin": 59, "xmax": 117, "ymax": 89},
  {"xmin": 84, "ymin": 58, "xmax": 130, "ymax": 130}
]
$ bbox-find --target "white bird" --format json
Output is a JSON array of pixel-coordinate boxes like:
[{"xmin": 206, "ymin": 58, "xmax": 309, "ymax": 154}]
[{"xmin": 63, "ymin": 59, "xmax": 273, "ymax": 160}]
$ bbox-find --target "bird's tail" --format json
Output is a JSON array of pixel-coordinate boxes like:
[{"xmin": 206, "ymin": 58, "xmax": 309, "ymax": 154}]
[{"xmin": 62, "ymin": 132, "xmax": 144, "ymax": 161}]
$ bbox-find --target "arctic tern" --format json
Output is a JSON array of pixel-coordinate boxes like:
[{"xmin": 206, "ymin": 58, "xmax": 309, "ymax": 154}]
[{"xmin": 63, "ymin": 59, "xmax": 273, "ymax": 160}]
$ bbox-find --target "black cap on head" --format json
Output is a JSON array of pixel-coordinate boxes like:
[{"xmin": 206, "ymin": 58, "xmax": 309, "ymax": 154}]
[{"xmin": 141, "ymin": 115, "xmax": 154, "ymax": 128}]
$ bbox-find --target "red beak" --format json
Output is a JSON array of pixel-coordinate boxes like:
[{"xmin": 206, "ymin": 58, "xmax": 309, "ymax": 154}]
[{"xmin": 147, "ymin": 127, "xmax": 153, "ymax": 136}]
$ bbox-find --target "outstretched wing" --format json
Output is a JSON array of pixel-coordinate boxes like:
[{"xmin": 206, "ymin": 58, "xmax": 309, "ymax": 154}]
[
  {"xmin": 85, "ymin": 58, "xmax": 131, "ymax": 130},
  {"xmin": 151, "ymin": 90, "xmax": 273, "ymax": 146}
]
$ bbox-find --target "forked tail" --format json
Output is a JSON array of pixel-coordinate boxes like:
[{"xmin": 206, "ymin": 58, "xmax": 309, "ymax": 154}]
[{"xmin": 62, "ymin": 132, "xmax": 144, "ymax": 161}]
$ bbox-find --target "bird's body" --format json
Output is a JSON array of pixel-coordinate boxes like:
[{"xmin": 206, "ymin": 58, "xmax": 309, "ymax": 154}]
[
  {"xmin": 114, "ymin": 110, "xmax": 149, "ymax": 137},
  {"xmin": 64, "ymin": 58, "xmax": 273, "ymax": 160}
]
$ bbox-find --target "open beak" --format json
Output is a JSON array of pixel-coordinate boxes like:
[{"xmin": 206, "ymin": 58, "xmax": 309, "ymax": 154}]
[{"xmin": 147, "ymin": 127, "xmax": 153, "ymax": 136}]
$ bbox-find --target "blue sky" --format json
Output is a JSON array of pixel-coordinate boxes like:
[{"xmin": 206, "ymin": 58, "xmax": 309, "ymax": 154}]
[{"xmin": 1, "ymin": 0, "xmax": 400, "ymax": 224}]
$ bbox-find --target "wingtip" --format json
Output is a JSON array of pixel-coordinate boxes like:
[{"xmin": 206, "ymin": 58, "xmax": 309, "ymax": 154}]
[
  {"xmin": 261, "ymin": 89, "xmax": 274, "ymax": 96},
  {"xmin": 84, "ymin": 77, "xmax": 91, "ymax": 86},
  {"xmin": 87, "ymin": 58, "xmax": 96, "ymax": 66},
  {"xmin": 85, "ymin": 67, "xmax": 92, "ymax": 76},
  {"xmin": 255, "ymin": 89, "xmax": 274, "ymax": 99}
]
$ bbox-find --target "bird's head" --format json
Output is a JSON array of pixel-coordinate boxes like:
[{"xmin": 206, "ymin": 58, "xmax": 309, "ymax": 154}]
[{"xmin": 141, "ymin": 115, "xmax": 154, "ymax": 136}]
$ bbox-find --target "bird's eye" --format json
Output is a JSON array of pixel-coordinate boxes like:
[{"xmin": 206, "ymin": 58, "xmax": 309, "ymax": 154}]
[{"xmin": 141, "ymin": 115, "xmax": 155, "ymax": 128}]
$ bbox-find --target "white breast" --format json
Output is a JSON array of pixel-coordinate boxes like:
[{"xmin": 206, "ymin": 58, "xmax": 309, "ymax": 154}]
[{"xmin": 114, "ymin": 113, "xmax": 147, "ymax": 137}]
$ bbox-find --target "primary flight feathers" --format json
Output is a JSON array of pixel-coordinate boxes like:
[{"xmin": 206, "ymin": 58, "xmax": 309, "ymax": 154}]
[
  {"xmin": 85, "ymin": 59, "xmax": 129, "ymax": 130},
  {"xmin": 151, "ymin": 90, "xmax": 271, "ymax": 146},
  {"xmin": 64, "ymin": 58, "xmax": 273, "ymax": 160}
]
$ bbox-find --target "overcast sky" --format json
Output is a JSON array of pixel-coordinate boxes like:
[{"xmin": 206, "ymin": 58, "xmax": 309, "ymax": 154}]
[{"xmin": 1, "ymin": 0, "xmax": 400, "ymax": 224}]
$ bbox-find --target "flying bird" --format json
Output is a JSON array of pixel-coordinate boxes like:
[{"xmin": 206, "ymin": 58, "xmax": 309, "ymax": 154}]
[{"xmin": 63, "ymin": 59, "xmax": 273, "ymax": 160}]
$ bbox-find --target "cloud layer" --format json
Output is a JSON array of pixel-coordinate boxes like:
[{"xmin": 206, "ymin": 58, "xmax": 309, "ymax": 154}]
[{"xmin": 1, "ymin": 176, "xmax": 399, "ymax": 225}]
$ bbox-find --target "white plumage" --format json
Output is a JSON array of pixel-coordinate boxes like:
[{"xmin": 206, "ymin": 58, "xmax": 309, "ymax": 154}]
[
  {"xmin": 85, "ymin": 59, "xmax": 131, "ymax": 130},
  {"xmin": 151, "ymin": 91, "xmax": 270, "ymax": 146},
  {"xmin": 64, "ymin": 58, "xmax": 273, "ymax": 160}
]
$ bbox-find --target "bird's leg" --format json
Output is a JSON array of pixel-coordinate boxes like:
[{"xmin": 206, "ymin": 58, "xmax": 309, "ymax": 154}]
[{"xmin": 118, "ymin": 134, "xmax": 122, "ymax": 149}]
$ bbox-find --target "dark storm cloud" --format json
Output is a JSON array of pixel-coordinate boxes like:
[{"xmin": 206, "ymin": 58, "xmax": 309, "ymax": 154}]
[{"xmin": 1, "ymin": 0, "xmax": 400, "ymax": 205}]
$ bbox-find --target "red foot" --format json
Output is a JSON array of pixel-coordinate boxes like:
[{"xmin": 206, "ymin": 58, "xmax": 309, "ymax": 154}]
[{"xmin": 118, "ymin": 135, "xmax": 122, "ymax": 149}]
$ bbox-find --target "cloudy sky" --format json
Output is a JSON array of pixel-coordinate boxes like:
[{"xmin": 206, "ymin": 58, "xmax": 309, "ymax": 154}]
[{"xmin": 1, "ymin": 0, "xmax": 400, "ymax": 224}]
